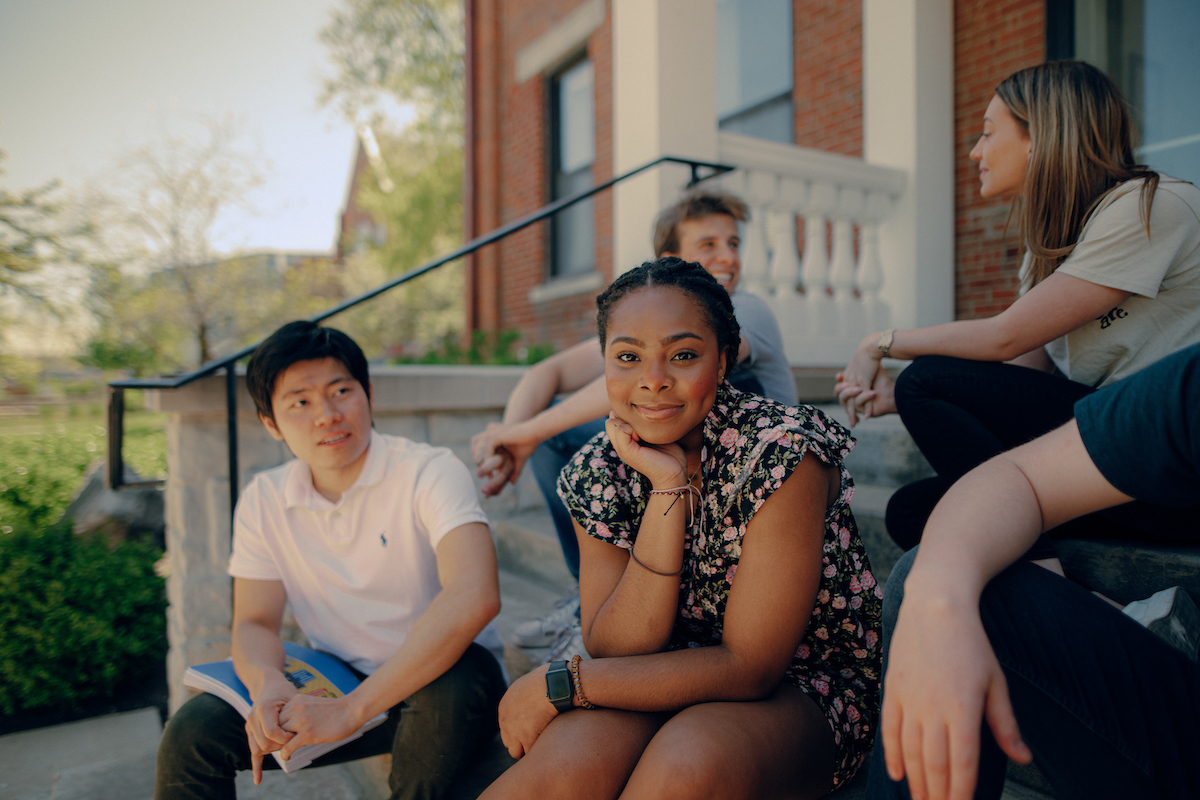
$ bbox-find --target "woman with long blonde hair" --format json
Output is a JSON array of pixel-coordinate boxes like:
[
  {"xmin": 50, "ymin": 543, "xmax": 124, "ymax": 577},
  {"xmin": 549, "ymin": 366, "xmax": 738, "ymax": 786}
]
[{"xmin": 837, "ymin": 60, "xmax": 1200, "ymax": 559}]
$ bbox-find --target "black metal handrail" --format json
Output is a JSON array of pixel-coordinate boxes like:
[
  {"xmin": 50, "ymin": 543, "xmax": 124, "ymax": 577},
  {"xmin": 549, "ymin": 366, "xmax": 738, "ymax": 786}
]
[{"xmin": 107, "ymin": 155, "xmax": 735, "ymax": 521}]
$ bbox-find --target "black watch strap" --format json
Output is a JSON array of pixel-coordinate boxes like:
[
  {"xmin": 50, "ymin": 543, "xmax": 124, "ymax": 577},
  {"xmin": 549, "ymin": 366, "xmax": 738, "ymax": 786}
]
[{"xmin": 544, "ymin": 659, "xmax": 574, "ymax": 712}]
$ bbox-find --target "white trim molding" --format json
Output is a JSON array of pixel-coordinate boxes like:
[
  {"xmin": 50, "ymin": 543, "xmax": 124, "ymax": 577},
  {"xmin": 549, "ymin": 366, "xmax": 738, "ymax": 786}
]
[
  {"xmin": 515, "ymin": 0, "xmax": 607, "ymax": 84},
  {"xmin": 528, "ymin": 270, "xmax": 606, "ymax": 304}
]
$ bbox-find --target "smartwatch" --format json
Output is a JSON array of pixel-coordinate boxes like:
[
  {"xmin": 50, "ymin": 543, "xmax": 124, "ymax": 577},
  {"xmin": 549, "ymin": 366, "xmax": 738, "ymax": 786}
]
[{"xmin": 544, "ymin": 660, "xmax": 574, "ymax": 712}]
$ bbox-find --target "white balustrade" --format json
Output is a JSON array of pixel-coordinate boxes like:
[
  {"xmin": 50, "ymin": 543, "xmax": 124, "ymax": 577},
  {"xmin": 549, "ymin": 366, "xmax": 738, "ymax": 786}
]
[{"xmin": 716, "ymin": 132, "xmax": 907, "ymax": 366}]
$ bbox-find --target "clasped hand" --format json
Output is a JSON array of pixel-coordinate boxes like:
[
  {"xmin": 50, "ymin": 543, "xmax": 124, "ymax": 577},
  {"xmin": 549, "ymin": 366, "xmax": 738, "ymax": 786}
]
[
  {"xmin": 840, "ymin": 362, "xmax": 897, "ymax": 429},
  {"xmin": 471, "ymin": 422, "xmax": 539, "ymax": 497},
  {"xmin": 245, "ymin": 684, "xmax": 362, "ymax": 784}
]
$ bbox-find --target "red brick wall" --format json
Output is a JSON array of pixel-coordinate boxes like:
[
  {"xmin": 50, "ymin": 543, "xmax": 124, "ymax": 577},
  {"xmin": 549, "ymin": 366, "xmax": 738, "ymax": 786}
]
[
  {"xmin": 468, "ymin": 0, "xmax": 612, "ymax": 351},
  {"xmin": 337, "ymin": 142, "xmax": 376, "ymax": 262},
  {"xmin": 953, "ymin": 0, "xmax": 1044, "ymax": 319},
  {"xmin": 793, "ymin": 0, "xmax": 863, "ymax": 156}
]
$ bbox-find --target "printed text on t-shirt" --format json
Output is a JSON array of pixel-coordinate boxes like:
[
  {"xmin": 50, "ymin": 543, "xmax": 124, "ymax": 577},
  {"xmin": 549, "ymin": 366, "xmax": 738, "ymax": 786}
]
[{"xmin": 1097, "ymin": 306, "xmax": 1128, "ymax": 329}]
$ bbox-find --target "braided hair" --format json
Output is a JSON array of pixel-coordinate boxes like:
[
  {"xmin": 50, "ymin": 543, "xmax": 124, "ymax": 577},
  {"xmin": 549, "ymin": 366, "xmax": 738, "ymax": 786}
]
[{"xmin": 596, "ymin": 257, "xmax": 741, "ymax": 372}]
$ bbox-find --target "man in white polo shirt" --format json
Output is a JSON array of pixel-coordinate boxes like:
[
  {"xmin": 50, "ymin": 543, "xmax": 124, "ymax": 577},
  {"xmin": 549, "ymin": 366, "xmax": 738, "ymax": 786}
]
[{"xmin": 155, "ymin": 321, "xmax": 507, "ymax": 800}]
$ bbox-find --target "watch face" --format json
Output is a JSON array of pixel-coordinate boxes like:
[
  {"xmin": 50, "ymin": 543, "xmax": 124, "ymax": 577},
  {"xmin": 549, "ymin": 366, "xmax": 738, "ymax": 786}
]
[{"xmin": 546, "ymin": 669, "xmax": 572, "ymax": 703}]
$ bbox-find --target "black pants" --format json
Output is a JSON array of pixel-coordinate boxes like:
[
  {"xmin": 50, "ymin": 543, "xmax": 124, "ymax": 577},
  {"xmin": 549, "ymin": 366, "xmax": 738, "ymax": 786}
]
[
  {"xmin": 155, "ymin": 643, "xmax": 507, "ymax": 800},
  {"xmin": 867, "ymin": 549, "xmax": 1200, "ymax": 800},
  {"xmin": 888, "ymin": 357, "xmax": 1105, "ymax": 558}
]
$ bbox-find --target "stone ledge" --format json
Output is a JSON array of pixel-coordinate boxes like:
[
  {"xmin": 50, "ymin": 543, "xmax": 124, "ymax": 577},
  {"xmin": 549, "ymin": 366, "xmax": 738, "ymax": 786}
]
[{"xmin": 146, "ymin": 365, "xmax": 528, "ymax": 415}]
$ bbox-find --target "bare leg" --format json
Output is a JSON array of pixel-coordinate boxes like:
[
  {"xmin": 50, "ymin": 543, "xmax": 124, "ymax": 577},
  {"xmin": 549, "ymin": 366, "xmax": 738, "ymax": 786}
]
[
  {"xmin": 621, "ymin": 684, "xmax": 837, "ymax": 800},
  {"xmin": 479, "ymin": 708, "xmax": 670, "ymax": 800}
]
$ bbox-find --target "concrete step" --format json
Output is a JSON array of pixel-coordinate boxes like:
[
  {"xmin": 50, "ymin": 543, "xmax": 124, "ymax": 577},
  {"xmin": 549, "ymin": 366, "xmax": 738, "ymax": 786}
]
[
  {"xmin": 490, "ymin": 510, "xmax": 575, "ymax": 596},
  {"xmin": 1058, "ymin": 539, "xmax": 1200, "ymax": 606},
  {"xmin": 813, "ymin": 404, "xmax": 934, "ymax": 489}
]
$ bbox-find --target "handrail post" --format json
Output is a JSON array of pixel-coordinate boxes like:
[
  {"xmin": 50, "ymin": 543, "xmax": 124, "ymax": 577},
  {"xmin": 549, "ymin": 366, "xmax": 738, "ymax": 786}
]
[
  {"xmin": 225, "ymin": 366, "xmax": 239, "ymax": 524},
  {"xmin": 107, "ymin": 386, "xmax": 125, "ymax": 490}
]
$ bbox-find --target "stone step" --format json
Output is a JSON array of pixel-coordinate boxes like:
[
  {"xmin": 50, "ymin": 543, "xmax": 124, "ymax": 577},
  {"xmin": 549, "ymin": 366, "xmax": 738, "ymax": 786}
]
[
  {"xmin": 1058, "ymin": 538, "xmax": 1200, "ymax": 606},
  {"xmin": 813, "ymin": 404, "xmax": 934, "ymax": 489},
  {"xmin": 490, "ymin": 509, "xmax": 575, "ymax": 595}
]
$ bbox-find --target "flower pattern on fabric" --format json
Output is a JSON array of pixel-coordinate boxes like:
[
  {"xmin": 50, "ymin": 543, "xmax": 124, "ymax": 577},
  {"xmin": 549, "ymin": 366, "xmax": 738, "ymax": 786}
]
[{"xmin": 558, "ymin": 384, "xmax": 883, "ymax": 788}]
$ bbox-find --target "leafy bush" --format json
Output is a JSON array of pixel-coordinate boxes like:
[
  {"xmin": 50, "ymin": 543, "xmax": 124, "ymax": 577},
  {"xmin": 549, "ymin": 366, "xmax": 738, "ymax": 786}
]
[
  {"xmin": 0, "ymin": 410, "xmax": 166, "ymax": 534},
  {"xmin": 393, "ymin": 329, "xmax": 555, "ymax": 366},
  {"xmin": 0, "ymin": 523, "xmax": 166, "ymax": 714}
]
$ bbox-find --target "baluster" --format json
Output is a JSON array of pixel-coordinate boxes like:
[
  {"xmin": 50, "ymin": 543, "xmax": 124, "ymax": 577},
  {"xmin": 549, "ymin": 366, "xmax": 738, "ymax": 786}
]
[
  {"xmin": 858, "ymin": 191, "xmax": 893, "ymax": 333},
  {"xmin": 828, "ymin": 216, "xmax": 857, "ymax": 298},
  {"xmin": 769, "ymin": 177, "xmax": 805, "ymax": 297},
  {"xmin": 830, "ymin": 188, "xmax": 865, "ymax": 338},
  {"xmin": 739, "ymin": 170, "xmax": 776, "ymax": 298}
]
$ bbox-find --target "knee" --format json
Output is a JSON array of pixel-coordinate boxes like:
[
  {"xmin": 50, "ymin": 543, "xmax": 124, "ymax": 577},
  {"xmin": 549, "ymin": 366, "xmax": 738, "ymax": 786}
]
[
  {"xmin": 634, "ymin": 731, "xmax": 733, "ymax": 800},
  {"xmin": 157, "ymin": 693, "xmax": 239, "ymax": 776},
  {"xmin": 893, "ymin": 355, "xmax": 956, "ymax": 414},
  {"xmin": 410, "ymin": 644, "xmax": 504, "ymax": 722}
]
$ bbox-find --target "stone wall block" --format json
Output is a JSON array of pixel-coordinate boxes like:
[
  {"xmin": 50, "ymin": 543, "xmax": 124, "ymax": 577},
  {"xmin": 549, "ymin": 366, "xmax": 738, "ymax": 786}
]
[
  {"xmin": 206, "ymin": 477, "xmax": 233, "ymax": 566},
  {"xmin": 372, "ymin": 414, "xmax": 430, "ymax": 443},
  {"xmin": 168, "ymin": 417, "xmax": 233, "ymax": 485},
  {"xmin": 428, "ymin": 412, "xmax": 500, "ymax": 445}
]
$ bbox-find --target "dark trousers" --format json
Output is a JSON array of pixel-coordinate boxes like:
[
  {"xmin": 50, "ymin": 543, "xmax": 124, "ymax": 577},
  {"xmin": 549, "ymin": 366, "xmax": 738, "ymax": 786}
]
[
  {"xmin": 888, "ymin": 357, "xmax": 1099, "ymax": 557},
  {"xmin": 866, "ymin": 549, "xmax": 1200, "ymax": 800},
  {"xmin": 155, "ymin": 643, "xmax": 507, "ymax": 800}
]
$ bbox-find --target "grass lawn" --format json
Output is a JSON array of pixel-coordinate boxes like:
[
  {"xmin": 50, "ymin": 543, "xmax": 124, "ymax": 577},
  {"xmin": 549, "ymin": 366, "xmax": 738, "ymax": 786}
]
[{"xmin": 0, "ymin": 403, "xmax": 166, "ymax": 532}]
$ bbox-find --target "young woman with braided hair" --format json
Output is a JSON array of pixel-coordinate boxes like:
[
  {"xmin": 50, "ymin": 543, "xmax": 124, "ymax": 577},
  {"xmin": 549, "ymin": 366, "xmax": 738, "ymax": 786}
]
[{"xmin": 481, "ymin": 258, "xmax": 882, "ymax": 800}]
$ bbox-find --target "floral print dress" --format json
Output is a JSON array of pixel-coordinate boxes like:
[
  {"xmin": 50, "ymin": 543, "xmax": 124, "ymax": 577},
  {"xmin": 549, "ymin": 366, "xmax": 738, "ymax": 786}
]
[{"xmin": 557, "ymin": 384, "xmax": 883, "ymax": 789}]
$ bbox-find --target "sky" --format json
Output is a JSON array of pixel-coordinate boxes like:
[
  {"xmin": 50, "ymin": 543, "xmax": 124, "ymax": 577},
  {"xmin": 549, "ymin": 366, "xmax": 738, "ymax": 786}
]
[{"xmin": 0, "ymin": 0, "xmax": 368, "ymax": 254}]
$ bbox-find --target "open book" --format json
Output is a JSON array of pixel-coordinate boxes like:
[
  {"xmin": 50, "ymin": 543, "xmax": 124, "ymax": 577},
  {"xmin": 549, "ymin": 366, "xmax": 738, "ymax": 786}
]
[{"xmin": 183, "ymin": 642, "xmax": 388, "ymax": 773}]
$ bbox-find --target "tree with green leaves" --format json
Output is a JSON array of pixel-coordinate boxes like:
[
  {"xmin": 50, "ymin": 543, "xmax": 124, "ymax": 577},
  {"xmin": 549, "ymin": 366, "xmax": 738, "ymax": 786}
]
[
  {"xmin": 319, "ymin": 0, "xmax": 465, "ymax": 138},
  {"xmin": 317, "ymin": 0, "xmax": 473, "ymax": 360},
  {"xmin": 0, "ymin": 151, "xmax": 80, "ymax": 307}
]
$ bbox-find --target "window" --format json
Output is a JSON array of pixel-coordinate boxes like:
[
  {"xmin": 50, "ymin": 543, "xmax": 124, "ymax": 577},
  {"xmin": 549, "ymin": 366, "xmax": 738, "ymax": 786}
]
[
  {"xmin": 716, "ymin": 0, "xmax": 793, "ymax": 144},
  {"xmin": 1048, "ymin": 0, "xmax": 1200, "ymax": 184},
  {"xmin": 549, "ymin": 58, "xmax": 595, "ymax": 278}
]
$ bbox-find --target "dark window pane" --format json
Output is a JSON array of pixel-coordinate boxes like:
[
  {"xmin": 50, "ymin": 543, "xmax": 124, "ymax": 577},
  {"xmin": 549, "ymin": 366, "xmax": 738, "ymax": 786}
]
[{"xmin": 550, "ymin": 58, "xmax": 596, "ymax": 278}]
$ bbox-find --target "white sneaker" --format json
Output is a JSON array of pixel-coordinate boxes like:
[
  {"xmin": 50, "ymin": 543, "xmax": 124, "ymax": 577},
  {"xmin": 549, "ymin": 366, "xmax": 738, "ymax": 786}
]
[
  {"xmin": 546, "ymin": 621, "xmax": 590, "ymax": 662},
  {"xmin": 513, "ymin": 586, "xmax": 580, "ymax": 648},
  {"xmin": 1123, "ymin": 586, "xmax": 1200, "ymax": 661}
]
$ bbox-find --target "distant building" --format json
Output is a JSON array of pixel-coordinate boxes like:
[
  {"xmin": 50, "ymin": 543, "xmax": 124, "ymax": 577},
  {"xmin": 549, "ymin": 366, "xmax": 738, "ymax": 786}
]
[{"xmin": 336, "ymin": 127, "xmax": 392, "ymax": 262}]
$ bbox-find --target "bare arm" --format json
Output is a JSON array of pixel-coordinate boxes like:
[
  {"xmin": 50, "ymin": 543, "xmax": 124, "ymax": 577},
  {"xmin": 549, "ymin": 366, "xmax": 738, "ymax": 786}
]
[
  {"xmin": 502, "ymin": 338, "xmax": 605, "ymax": 424},
  {"xmin": 1004, "ymin": 346, "xmax": 1054, "ymax": 372},
  {"xmin": 472, "ymin": 340, "xmax": 606, "ymax": 495},
  {"xmin": 277, "ymin": 523, "xmax": 500, "ymax": 759},
  {"xmin": 838, "ymin": 273, "xmax": 1131, "ymax": 424},
  {"xmin": 230, "ymin": 578, "xmax": 297, "ymax": 784},
  {"xmin": 498, "ymin": 455, "xmax": 833, "ymax": 757},
  {"xmin": 881, "ymin": 421, "xmax": 1132, "ymax": 800}
]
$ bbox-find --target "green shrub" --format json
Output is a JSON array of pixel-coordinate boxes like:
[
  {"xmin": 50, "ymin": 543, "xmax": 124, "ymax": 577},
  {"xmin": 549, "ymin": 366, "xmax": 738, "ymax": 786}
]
[
  {"xmin": 391, "ymin": 329, "xmax": 555, "ymax": 366},
  {"xmin": 0, "ymin": 523, "xmax": 166, "ymax": 714},
  {"xmin": 0, "ymin": 411, "xmax": 166, "ymax": 534}
]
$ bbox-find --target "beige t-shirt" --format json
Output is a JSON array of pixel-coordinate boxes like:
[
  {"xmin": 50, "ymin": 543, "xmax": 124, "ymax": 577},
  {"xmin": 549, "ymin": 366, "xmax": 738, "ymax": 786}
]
[{"xmin": 1034, "ymin": 175, "xmax": 1200, "ymax": 388}]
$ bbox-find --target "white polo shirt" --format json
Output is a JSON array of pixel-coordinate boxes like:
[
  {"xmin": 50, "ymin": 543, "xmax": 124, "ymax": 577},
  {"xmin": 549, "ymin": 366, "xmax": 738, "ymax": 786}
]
[{"xmin": 229, "ymin": 430, "xmax": 504, "ymax": 675}]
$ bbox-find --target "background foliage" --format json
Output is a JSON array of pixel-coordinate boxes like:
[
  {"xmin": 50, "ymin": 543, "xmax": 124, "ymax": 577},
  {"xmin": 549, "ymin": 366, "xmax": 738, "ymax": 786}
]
[
  {"xmin": 0, "ymin": 523, "xmax": 166, "ymax": 715},
  {"xmin": 0, "ymin": 408, "xmax": 166, "ymax": 714}
]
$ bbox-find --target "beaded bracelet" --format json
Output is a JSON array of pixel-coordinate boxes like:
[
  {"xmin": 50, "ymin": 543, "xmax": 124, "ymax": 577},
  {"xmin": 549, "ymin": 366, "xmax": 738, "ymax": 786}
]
[{"xmin": 569, "ymin": 654, "xmax": 596, "ymax": 709}]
